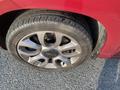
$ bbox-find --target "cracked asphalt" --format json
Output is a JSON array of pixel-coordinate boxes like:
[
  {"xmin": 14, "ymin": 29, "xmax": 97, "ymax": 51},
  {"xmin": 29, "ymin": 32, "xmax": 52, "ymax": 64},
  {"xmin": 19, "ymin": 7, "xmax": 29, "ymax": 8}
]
[{"xmin": 0, "ymin": 47, "xmax": 120, "ymax": 90}]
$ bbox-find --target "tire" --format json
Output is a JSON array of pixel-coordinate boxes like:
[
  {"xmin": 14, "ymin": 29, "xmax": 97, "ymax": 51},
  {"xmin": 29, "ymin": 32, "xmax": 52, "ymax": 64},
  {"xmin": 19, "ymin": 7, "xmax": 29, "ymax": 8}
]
[{"xmin": 6, "ymin": 10, "xmax": 93, "ymax": 70}]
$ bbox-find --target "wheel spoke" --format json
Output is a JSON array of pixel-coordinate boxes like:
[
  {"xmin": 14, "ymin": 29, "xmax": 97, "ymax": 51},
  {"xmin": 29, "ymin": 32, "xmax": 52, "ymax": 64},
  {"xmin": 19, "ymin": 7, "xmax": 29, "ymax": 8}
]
[
  {"xmin": 59, "ymin": 41, "xmax": 81, "ymax": 57},
  {"xmin": 28, "ymin": 55, "xmax": 41, "ymax": 64},
  {"xmin": 63, "ymin": 51, "xmax": 81, "ymax": 58},
  {"xmin": 54, "ymin": 32, "xmax": 63, "ymax": 47},
  {"xmin": 61, "ymin": 57, "xmax": 71, "ymax": 66},
  {"xmin": 53, "ymin": 56, "xmax": 71, "ymax": 67},
  {"xmin": 37, "ymin": 32, "xmax": 46, "ymax": 46},
  {"xmin": 19, "ymin": 39, "xmax": 40, "ymax": 49},
  {"xmin": 18, "ymin": 49, "xmax": 39, "ymax": 56},
  {"xmin": 59, "ymin": 41, "xmax": 79, "ymax": 51},
  {"xmin": 28, "ymin": 54, "xmax": 48, "ymax": 66}
]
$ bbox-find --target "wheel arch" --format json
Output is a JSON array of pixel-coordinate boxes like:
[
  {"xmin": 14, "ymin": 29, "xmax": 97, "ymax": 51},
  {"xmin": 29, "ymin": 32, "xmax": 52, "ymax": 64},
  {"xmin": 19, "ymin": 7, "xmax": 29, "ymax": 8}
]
[{"xmin": 0, "ymin": 9, "xmax": 106, "ymax": 58}]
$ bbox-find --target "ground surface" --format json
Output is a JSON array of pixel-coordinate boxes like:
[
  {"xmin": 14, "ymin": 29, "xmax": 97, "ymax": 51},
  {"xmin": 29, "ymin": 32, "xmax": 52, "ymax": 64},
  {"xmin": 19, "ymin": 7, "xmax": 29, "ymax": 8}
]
[{"xmin": 0, "ymin": 47, "xmax": 120, "ymax": 90}]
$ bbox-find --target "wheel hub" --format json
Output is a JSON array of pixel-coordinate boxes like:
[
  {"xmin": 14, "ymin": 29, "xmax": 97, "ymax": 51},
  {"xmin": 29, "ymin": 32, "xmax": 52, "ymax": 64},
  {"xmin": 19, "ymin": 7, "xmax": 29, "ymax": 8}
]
[{"xmin": 42, "ymin": 49, "xmax": 59, "ymax": 58}]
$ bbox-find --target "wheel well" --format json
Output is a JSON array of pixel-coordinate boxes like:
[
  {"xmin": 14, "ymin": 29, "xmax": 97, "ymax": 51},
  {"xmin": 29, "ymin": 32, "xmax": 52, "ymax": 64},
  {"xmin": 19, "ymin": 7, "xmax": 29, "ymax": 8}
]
[
  {"xmin": 0, "ymin": 10, "xmax": 27, "ymax": 49},
  {"xmin": 0, "ymin": 10, "xmax": 99, "ymax": 50}
]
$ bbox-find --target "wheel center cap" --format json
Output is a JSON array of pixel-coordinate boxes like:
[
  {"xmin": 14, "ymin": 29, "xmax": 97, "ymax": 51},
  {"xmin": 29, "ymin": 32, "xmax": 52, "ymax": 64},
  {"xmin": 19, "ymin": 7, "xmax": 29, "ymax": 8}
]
[{"xmin": 42, "ymin": 49, "xmax": 59, "ymax": 58}]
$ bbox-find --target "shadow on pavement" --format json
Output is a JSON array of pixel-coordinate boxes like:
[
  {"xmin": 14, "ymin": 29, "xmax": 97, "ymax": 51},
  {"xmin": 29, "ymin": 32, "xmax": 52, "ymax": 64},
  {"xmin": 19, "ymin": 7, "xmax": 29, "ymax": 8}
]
[{"xmin": 97, "ymin": 53, "xmax": 120, "ymax": 90}]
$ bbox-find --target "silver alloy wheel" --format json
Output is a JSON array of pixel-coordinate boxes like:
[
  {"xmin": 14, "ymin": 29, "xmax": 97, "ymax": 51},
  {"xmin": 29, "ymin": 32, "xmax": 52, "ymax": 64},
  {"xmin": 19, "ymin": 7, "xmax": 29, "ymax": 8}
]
[{"xmin": 17, "ymin": 31, "xmax": 82, "ymax": 69}]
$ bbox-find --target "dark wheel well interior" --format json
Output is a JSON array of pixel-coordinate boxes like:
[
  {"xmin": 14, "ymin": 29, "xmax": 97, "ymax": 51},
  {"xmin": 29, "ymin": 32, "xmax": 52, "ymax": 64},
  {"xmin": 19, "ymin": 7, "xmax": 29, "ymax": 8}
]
[{"xmin": 0, "ymin": 9, "xmax": 98, "ymax": 49}]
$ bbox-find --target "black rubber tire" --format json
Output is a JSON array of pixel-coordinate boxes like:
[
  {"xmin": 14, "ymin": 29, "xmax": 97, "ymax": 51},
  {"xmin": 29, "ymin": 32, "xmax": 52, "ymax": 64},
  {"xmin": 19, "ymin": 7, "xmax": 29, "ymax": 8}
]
[{"xmin": 6, "ymin": 10, "xmax": 93, "ymax": 69}]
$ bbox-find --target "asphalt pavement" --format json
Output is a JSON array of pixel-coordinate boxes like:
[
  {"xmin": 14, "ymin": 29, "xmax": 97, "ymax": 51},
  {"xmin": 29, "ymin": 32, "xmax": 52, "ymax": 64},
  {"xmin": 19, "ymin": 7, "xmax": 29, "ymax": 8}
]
[{"xmin": 0, "ymin": 47, "xmax": 120, "ymax": 90}]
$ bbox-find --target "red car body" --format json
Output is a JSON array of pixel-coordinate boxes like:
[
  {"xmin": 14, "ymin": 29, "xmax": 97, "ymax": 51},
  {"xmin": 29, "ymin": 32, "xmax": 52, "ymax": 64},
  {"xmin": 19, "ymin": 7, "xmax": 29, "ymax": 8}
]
[{"xmin": 0, "ymin": 0, "xmax": 120, "ymax": 58}]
